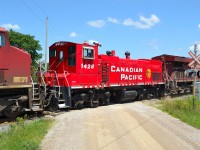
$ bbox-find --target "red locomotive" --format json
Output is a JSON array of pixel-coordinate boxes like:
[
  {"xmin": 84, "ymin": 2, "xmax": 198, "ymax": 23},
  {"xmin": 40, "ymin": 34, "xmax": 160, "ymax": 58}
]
[
  {"xmin": 0, "ymin": 28, "xmax": 56, "ymax": 117},
  {"xmin": 0, "ymin": 27, "xmax": 195, "ymax": 117},
  {"xmin": 44, "ymin": 41, "xmax": 164, "ymax": 108},
  {"xmin": 152, "ymin": 54, "xmax": 197, "ymax": 94}
]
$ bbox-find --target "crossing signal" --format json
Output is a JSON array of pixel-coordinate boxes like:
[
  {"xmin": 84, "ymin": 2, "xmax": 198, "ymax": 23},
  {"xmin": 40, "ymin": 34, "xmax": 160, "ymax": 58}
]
[
  {"xmin": 184, "ymin": 69, "xmax": 200, "ymax": 78},
  {"xmin": 184, "ymin": 69, "xmax": 196, "ymax": 78},
  {"xmin": 197, "ymin": 70, "xmax": 200, "ymax": 78}
]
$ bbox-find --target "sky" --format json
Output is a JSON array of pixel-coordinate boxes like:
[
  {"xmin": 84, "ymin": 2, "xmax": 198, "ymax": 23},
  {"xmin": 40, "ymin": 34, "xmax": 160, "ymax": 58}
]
[{"xmin": 1, "ymin": 0, "xmax": 200, "ymax": 60}]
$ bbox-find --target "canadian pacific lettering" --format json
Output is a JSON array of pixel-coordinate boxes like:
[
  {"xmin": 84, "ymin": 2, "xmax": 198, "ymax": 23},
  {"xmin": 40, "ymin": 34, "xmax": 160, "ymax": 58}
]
[
  {"xmin": 121, "ymin": 74, "xmax": 142, "ymax": 80},
  {"xmin": 111, "ymin": 66, "xmax": 143, "ymax": 80},
  {"xmin": 111, "ymin": 66, "xmax": 143, "ymax": 73}
]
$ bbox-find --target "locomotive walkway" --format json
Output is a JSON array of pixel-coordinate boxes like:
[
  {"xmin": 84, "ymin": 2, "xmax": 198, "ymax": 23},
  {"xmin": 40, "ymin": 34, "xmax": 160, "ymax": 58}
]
[{"xmin": 41, "ymin": 101, "xmax": 200, "ymax": 150}]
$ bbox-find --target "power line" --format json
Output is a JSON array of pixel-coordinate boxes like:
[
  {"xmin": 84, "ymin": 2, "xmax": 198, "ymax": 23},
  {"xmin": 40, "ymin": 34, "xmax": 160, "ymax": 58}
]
[
  {"xmin": 20, "ymin": 0, "xmax": 45, "ymax": 25},
  {"xmin": 33, "ymin": 0, "xmax": 47, "ymax": 17},
  {"xmin": 32, "ymin": 0, "xmax": 58, "ymax": 42},
  {"xmin": 20, "ymin": 0, "xmax": 58, "ymax": 43}
]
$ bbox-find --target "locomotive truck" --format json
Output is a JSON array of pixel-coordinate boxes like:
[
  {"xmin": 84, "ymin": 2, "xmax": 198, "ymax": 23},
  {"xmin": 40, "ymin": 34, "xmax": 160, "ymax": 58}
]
[{"xmin": 0, "ymin": 27, "xmax": 195, "ymax": 117}]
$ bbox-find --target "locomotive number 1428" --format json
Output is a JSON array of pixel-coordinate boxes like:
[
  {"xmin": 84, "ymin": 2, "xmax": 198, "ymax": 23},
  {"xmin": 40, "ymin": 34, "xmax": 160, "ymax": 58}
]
[{"xmin": 81, "ymin": 63, "xmax": 95, "ymax": 69}]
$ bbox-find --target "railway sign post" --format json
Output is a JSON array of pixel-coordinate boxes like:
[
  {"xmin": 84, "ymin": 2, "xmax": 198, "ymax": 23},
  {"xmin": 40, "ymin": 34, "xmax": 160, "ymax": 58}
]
[{"xmin": 188, "ymin": 44, "xmax": 199, "ymax": 109}]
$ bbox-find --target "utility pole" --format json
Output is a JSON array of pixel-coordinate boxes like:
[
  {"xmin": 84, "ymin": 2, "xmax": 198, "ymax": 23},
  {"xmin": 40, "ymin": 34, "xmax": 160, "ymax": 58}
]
[
  {"xmin": 193, "ymin": 44, "xmax": 198, "ymax": 109},
  {"xmin": 45, "ymin": 17, "xmax": 48, "ymax": 71}
]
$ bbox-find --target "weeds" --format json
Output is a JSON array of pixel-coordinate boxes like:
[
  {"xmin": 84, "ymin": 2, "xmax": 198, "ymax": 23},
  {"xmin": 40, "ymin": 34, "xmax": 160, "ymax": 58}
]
[
  {"xmin": 0, "ymin": 116, "xmax": 54, "ymax": 150},
  {"xmin": 157, "ymin": 96, "xmax": 200, "ymax": 129}
]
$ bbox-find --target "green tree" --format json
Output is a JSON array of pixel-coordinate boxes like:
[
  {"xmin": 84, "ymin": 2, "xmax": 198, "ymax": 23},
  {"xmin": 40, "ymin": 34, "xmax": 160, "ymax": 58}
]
[{"xmin": 8, "ymin": 29, "xmax": 42, "ymax": 67}]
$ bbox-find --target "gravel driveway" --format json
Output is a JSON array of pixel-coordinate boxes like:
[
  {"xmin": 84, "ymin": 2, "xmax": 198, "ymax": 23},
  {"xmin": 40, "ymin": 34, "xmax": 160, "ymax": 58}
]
[{"xmin": 41, "ymin": 101, "xmax": 200, "ymax": 150}]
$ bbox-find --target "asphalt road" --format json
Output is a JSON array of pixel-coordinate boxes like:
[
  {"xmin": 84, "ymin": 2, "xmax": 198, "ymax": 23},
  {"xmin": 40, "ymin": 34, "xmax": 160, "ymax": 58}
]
[{"xmin": 41, "ymin": 100, "xmax": 200, "ymax": 150}]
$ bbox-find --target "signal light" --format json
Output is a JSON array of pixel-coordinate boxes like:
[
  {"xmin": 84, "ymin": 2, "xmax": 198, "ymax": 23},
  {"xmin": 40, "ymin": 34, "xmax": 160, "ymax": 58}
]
[
  {"xmin": 197, "ymin": 71, "xmax": 200, "ymax": 78},
  {"xmin": 184, "ymin": 69, "xmax": 196, "ymax": 78},
  {"xmin": 189, "ymin": 70, "xmax": 196, "ymax": 78}
]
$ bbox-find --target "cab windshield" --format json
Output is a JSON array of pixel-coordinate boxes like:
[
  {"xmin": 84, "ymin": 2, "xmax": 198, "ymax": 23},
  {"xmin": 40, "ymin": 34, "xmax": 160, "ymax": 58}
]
[{"xmin": 0, "ymin": 35, "xmax": 5, "ymax": 47}]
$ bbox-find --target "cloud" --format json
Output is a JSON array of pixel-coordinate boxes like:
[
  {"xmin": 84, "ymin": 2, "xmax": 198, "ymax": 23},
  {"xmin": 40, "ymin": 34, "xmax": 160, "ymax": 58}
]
[
  {"xmin": 189, "ymin": 44, "xmax": 200, "ymax": 51},
  {"xmin": 198, "ymin": 24, "xmax": 200, "ymax": 29},
  {"xmin": 1, "ymin": 24, "xmax": 20, "ymax": 30},
  {"xmin": 87, "ymin": 14, "xmax": 160, "ymax": 29},
  {"xmin": 107, "ymin": 17, "xmax": 120, "ymax": 24},
  {"xmin": 123, "ymin": 18, "xmax": 135, "ymax": 26},
  {"xmin": 87, "ymin": 20, "xmax": 106, "ymax": 28},
  {"xmin": 69, "ymin": 32, "xmax": 77, "ymax": 37},
  {"xmin": 88, "ymin": 39, "xmax": 101, "ymax": 45},
  {"xmin": 123, "ymin": 14, "xmax": 160, "ymax": 29}
]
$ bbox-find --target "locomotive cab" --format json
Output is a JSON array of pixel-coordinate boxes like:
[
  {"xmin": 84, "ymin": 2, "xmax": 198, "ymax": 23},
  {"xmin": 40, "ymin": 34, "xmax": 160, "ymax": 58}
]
[
  {"xmin": 47, "ymin": 41, "xmax": 99, "ymax": 87},
  {"xmin": 45, "ymin": 41, "xmax": 101, "ymax": 108}
]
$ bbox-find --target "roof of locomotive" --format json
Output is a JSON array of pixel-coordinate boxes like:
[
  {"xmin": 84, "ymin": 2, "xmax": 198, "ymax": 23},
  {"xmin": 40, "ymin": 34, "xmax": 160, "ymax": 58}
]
[
  {"xmin": 50, "ymin": 41, "xmax": 98, "ymax": 48},
  {"xmin": 0, "ymin": 27, "xmax": 6, "ymax": 32},
  {"xmin": 152, "ymin": 54, "xmax": 192, "ymax": 63}
]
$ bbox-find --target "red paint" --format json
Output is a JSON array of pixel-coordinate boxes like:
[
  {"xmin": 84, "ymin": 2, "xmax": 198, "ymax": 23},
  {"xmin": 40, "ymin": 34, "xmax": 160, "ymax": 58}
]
[
  {"xmin": 0, "ymin": 28, "xmax": 31, "ymax": 85},
  {"xmin": 45, "ymin": 41, "xmax": 163, "ymax": 88}
]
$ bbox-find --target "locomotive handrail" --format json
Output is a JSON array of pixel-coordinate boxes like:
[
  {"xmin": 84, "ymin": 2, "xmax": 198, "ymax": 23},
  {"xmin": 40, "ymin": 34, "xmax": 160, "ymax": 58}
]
[
  {"xmin": 164, "ymin": 71, "xmax": 176, "ymax": 91},
  {"xmin": 56, "ymin": 59, "xmax": 63, "ymax": 68},
  {"xmin": 63, "ymin": 70, "xmax": 71, "ymax": 103},
  {"xmin": 49, "ymin": 60, "xmax": 56, "ymax": 70},
  {"xmin": 30, "ymin": 75, "xmax": 33, "ymax": 84},
  {"xmin": 165, "ymin": 72, "xmax": 174, "ymax": 82},
  {"xmin": 44, "ymin": 70, "xmax": 60, "ymax": 96},
  {"xmin": 30, "ymin": 76, "xmax": 35, "ymax": 100},
  {"xmin": 41, "ymin": 73, "xmax": 47, "ymax": 97},
  {"xmin": 44, "ymin": 70, "xmax": 60, "ymax": 86},
  {"xmin": 63, "ymin": 70, "xmax": 70, "ymax": 87},
  {"xmin": 30, "ymin": 76, "xmax": 40, "ymax": 101}
]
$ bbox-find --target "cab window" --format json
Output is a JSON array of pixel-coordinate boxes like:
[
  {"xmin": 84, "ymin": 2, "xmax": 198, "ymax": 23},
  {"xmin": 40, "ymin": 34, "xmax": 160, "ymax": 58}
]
[
  {"xmin": 59, "ymin": 51, "xmax": 63, "ymax": 62},
  {"xmin": 83, "ymin": 47, "xmax": 94, "ymax": 59},
  {"xmin": 0, "ymin": 35, "xmax": 5, "ymax": 47},
  {"xmin": 49, "ymin": 49, "xmax": 56, "ymax": 58},
  {"xmin": 68, "ymin": 46, "xmax": 76, "ymax": 66}
]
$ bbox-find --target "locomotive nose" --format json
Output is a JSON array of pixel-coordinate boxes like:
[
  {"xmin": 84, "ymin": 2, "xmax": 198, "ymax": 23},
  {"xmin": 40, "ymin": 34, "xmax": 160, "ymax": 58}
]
[{"xmin": 44, "ymin": 72, "xmax": 52, "ymax": 86}]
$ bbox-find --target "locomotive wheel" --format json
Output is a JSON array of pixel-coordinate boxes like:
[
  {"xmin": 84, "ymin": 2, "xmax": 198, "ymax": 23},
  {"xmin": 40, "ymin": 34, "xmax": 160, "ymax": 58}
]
[
  {"xmin": 3, "ymin": 105, "xmax": 23, "ymax": 118},
  {"xmin": 103, "ymin": 98, "xmax": 110, "ymax": 105},
  {"xmin": 106, "ymin": 98, "xmax": 110, "ymax": 105},
  {"xmin": 138, "ymin": 94, "xmax": 144, "ymax": 100},
  {"xmin": 45, "ymin": 94, "xmax": 59, "ymax": 111},
  {"xmin": 90, "ymin": 99, "xmax": 99, "ymax": 108}
]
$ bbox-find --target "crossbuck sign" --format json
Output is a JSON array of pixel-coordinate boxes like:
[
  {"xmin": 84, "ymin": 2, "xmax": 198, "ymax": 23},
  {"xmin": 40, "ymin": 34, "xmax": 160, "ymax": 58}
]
[{"xmin": 188, "ymin": 51, "xmax": 200, "ymax": 67}]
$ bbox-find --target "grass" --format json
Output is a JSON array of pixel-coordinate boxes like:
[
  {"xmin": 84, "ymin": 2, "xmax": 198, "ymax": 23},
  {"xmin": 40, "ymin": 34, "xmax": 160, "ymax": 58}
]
[
  {"xmin": 0, "ymin": 117, "xmax": 54, "ymax": 150},
  {"xmin": 157, "ymin": 96, "xmax": 200, "ymax": 129}
]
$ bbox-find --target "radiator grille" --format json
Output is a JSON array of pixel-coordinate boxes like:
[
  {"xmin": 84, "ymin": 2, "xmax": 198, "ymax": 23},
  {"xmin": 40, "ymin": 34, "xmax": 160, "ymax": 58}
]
[{"xmin": 152, "ymin": 73, "xmax": 161, "ymax": 81}]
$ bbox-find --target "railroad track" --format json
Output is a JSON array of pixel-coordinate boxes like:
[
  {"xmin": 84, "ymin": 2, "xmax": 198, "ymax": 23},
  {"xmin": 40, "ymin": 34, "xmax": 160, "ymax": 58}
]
[
  {"xmin": 0, "ymin": 117, "xmax": 16, "ymax": 124},
  {"xmin": 0, "ymin": 110, "xmax": 67, "ymax": 125},
  {"xmin": 0, "ymin": 95, "xmax": 191, "ymax": 125}
]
